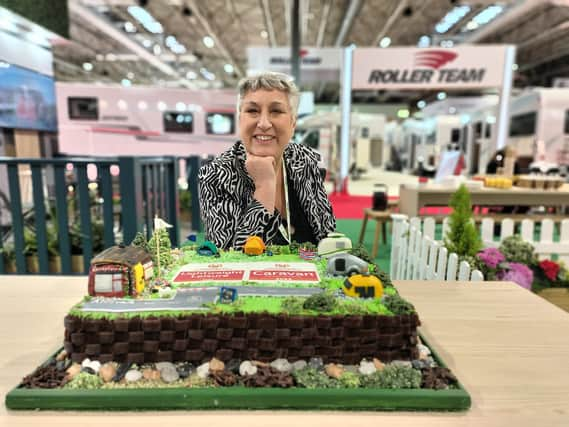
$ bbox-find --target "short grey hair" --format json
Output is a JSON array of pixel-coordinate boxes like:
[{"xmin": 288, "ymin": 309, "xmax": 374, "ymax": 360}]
[{"xmin": 236, "ymin": 71, "xmax": 300, "ymax": 119}]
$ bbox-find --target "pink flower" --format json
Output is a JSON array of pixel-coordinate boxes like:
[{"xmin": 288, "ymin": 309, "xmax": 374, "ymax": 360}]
[
  {"xmin": 497, "ymin": 262, "xmax": 534, "ymax": 290},
  {"xmin": 477, "ymin": 248, "xmax": 506, "ymax": 269}
]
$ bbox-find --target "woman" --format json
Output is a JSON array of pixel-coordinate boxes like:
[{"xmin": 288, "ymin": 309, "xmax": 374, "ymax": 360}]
[{"xmin": 199, "ymin": 72, "xmax": 335, "ymax": 249}]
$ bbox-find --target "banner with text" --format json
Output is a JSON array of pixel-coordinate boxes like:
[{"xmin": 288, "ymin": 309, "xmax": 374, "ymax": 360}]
[
  {"xmin": 352, "ymin": 46, "xmax": 509, "ymax": 90},
  {"xmin": 173, "ymin": 262, "xmax": 320, "ymax": 284},
  {"xmin": 247, "ymin": 47, "xmax": 341, "ymax": 83}
]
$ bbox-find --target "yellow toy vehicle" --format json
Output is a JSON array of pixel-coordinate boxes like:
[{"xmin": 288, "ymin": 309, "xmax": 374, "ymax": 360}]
[
  {"xmin": 342, "ymin": 273, "xmax": 383, "ymax": 299},
  {"xmin": 243, "ymin": 236, "xmax": 266, "ymax": 256}
]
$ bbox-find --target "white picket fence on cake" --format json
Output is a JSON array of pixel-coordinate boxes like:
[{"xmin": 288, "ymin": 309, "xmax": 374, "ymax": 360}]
[
  {"xmin": 390, "ymin": 214, "xmax": 484, "ymax": 282},
  {"xmin": 390, "ymin": 214, "xmax": 569, "ymax": 282}
]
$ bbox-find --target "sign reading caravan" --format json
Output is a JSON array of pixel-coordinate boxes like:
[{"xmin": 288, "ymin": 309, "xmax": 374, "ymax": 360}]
[{"xmin": 56, "ymin": 83, "xmax": 238, "ymax": 157}]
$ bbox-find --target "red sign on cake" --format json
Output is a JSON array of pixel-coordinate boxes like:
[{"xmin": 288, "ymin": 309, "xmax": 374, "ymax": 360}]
[
  {"xmin": 173, "ymin": 270, "xmax": 244, "ymax": 282},
  {"xmin": 249, "ymin": 270, "xmax": 319, "ymax": 281}
]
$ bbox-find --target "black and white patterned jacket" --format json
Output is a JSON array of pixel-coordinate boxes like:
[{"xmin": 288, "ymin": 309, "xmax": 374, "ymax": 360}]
[{"xmin": 198, "ymin": 141, "xmax": 336, "ymax": 249}]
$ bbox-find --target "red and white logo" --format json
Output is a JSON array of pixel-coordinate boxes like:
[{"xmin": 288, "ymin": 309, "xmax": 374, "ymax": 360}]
[{"xmin": 414, "ymin": 50, "xmax": 457, "ymax": 69}]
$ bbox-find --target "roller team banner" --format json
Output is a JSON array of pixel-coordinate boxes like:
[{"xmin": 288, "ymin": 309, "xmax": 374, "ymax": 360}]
[
  {"xmin": 173, "ymin": 262, "xmax": 320, "ymax": 284},
  {"xmin": 352, "ymin": 45, "xmax": 509, "ymax": 90}
]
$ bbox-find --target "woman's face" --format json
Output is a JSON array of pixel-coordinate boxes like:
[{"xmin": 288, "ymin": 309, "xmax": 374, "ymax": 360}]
[{"xmin": 239, "ymin": 89, "xmax": 296, "ymax": 160}]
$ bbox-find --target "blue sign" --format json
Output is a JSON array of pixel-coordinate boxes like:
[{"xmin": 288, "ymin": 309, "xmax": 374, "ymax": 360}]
[{"xmin": 0, "ymin": 64, "xmax": 57, "ymax": 131}]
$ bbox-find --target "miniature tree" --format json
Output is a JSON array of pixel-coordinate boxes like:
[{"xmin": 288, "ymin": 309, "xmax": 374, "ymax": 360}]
[
  {"xmin": 130, "ymin": 231, "xmax": 148, "ymax": 250},
  {"xmin": 148, "ymin": 228, "xmax": 173, "ymax": 271},
  {"xmin": 443, "ymin": 184, "xmax": 482, "ymax": 258}
]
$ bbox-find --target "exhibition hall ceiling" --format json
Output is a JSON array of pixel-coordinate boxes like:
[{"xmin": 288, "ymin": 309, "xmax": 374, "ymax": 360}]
[{"xmin": 53, "ymin": 0, "xmax": 569, "ymax": 104}]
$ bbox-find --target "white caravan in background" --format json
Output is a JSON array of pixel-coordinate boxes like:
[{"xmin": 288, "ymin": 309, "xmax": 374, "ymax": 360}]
[
  {"xmin": 464, "ymin": 88, "xmax": 569, "ymax": 174},
  {"xmin": 294, "ymin": 111, "xmax": 386, "ymax": 179},
  {"xmin": 55, "ymin": 82, "xmax": 238, "ymax": 158},
  {"xmin": 396, "ymin": 115, "xmax": 462, "ymax": 171}
]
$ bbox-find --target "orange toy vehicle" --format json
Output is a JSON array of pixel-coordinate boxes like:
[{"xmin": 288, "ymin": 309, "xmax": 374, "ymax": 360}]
[{"xmin": 243, "ymin": 236, "xmax": 266, "ymax": 256}]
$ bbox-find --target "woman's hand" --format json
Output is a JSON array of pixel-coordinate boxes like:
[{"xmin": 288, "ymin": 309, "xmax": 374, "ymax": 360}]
[{"xmin": 246, "ymin": 153, "xmax": 276, "ymax": 214}]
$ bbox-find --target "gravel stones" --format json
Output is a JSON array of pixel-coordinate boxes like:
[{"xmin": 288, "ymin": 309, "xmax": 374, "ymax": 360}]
[
  {"xmin": 358, "ymin": 360, "xmax": 376, "ymax": 376},
  {"xmin": 239, "ymin": 361, "xmax": 258, "ymax": 376},
  {"xmin": 125, "ymin": 370, "xmax": 143, "ymax": 383},
  {"xmin": 270, "ymin": 358, "xmax": 292, "ymax": 373}
]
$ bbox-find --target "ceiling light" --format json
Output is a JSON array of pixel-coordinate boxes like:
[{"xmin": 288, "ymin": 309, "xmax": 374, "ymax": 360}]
[
  {"xmin": 397, "ymin": 109, "xmax": 410, "ymax": 119},
  {"xmin": 124, "ymin": 21, "xmax": 136, "ymax": 33},
  {"xmin": 186, "ymin": 71, "xmax": 197, "ymax": 79},
  {"xmin": 512, "ymin": 63, "xmax": 518, "ymax": 71},
  {"xmin": 82, "ymin": 62, "xmax": 93, "ymax": 71},
  {"xmin": 224, "ymin": 63, "xmax": 234, "ymax": 74},
  {"xmin": 157, "ymin": 101, "xmax": 167, "ymax": 111},
  {"xmin": 461, "ymin": 5, "xmax": 504, "ymax": 32},
  {"xmin": 176, "ymin": 102, "xmax": 186, "ymax": 111},
  {"xmin": 127, "ymin": 72, "xmax": 135, "ymax": 79},
  {"xmin": 203, "ymin": 36, "xmax": 215, "ymax": 48},
  {"xmin": 127, "ymin": 5, "xmax": 163, "ymax": 34},
  {"xmin": 121, "ymin": 79, "xmax": 132, "ymax": 87},
  {"xmin": 95, "ymin": 54, "xmax": 104, "ymax": 61},
  {"xmin": 138, "ymin": 101, "xmax": 148, "ymax": 110},
  {"xmin": 417, "ymin": 100, "xmax": 426, "ymax": 109},
  {"xmin": 449, "ymin": 107, "xmax": 456, "ymax": 114},
  {"xmin": 417, "ymin": 35, "xmax": 430, "ymax": 48},
  {"xmin": 117, "ymin": 99, "xmax": 128, "ymax": 109},
  {"xmin": 437, "ymin": 92, "xmax": 447, "ymax": 100},
  {"xmin": 379, "ymin": 37, "xmax": 391, "ymax": 48},
  {"xmin": 435, "ymin": 5, "xmax": 470, "ymax": 34},
  {"xmin": 142, "ymin": 39, "xmax": 152, "ymax": 48},
  {"xmin": 260, "ymin": 30, "xmax": 268, "ymax": 39}
]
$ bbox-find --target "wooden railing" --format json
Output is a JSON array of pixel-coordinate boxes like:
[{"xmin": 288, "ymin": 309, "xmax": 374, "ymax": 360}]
[{"xmin": 0, "ymin": 156, "xmax": 203, "ymax": 275}]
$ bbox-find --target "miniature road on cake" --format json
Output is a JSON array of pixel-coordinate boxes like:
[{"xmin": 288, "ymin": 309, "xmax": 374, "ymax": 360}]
[{"xmin": 80, "ymin": 285, "xmax": 324, "ymax": 312}]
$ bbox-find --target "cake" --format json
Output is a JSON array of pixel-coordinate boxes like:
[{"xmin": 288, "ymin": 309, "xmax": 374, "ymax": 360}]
[{"xmin": 62, "ymin": 241, "xmax": 421, "ymax": 366}]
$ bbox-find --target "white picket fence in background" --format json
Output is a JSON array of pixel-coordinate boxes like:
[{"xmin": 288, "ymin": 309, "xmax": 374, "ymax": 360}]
[
  {"xmin": 477, "ymin": 218, "xmax": 569, "ymax": 263},
  {"xmin": 390, "ymin": 214, "xmax": 484, "ymax": 282},
  {"xmin": 390, "ymin": 214, "xmax": 569, "ymax": 282}
]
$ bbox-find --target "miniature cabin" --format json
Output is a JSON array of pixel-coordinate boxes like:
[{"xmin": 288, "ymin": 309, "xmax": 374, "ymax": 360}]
[{"xmin": 88, "ymin": 246, "xmax": 154, "ymax": 297}]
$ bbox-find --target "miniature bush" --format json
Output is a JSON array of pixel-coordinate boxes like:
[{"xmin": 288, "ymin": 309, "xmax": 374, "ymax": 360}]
[
  {"xmin": 359, "ymin": 365, "xmax": 421, "ymax": 389},
  {"xmin": 382, "ymin": 294, "xmax": 415, "ymax": 315},
  {"xmin": 148, "ymin": 228, "xmax": 173, "ymax": 270},
  {"xmin": 372, "ymin": 267, "xmax": 394, "ymax": 288},
  {"xmin": 349, "ymin": 244, "xmax": 374, "ymax": 264},
  {"xmin": 131, "ymin": 231, "xmax": 148, "ymax": 250},
  {"xmin": 338, "ymin": 371, "xmax": 361, "ymax": 388},
  {"xmin": 292, "ymin": 367, "xmax": 337, "ymax": 388},
  {"xmin": 444, "ymin": 184, "xmax": 482, "ymax": 258},
  {"xmin": 302, "ymin": 292, "xmax": 337, "ymax": 312},
  {"xmin": 64, "ymin": 372, "xmax": 103, "ymax": 390},
  {"xmin": 499, "ymin": 235, "xmax": 537, "ymax": 266},
  {"xmin": 280, "ymin": 296, "xmax": 305, "ymax": 314}
]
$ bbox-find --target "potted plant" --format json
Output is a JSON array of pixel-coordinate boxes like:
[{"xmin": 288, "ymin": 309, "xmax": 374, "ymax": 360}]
[
  {"xmin": 24, "ymin": 228, "xmax": 39, "ymax": 273},
  {"xmin": 47, "ymin": 224, "xmax": 61, "ymax": 273},
  {"xmin": 1, "ymin": 244, "xmax": 16, "ymax": 273}
]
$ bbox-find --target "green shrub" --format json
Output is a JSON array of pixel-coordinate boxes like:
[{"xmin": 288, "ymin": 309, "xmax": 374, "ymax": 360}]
[
  {"xmin": 338, "ymin": 371, "xmax": 361, "ymax": 388},
  {"xmin": 302, "ymin": 292, "xmax": 337, "ymax": 312},
  {"xmin": 292, "ymin": 368, "xmax": 338, "ymax": 388},
  {"xmin": 383, "ymin": 294, "xmax": 415, "ymax": 315},
  {"xmin": 444, "ymin": 185, "xmax": 482, "ymax": 257},
  {"xmin": 280, "ymin": 297, "xmax": 305, "ymax": 314},
  {"xmin": 64, "ymin": 372, "xmax": 103, "ymax": 389},
  {"xmin": 359, "ymin": 365, "xmax": 421, "ymax": 389},
  {"xmin": 499, "ymin": 235, "xmax": 537, "ymax": 266}
]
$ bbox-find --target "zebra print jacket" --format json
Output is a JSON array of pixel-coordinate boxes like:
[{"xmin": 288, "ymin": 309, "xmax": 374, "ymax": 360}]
[{"xmin": 198, "ymin": 141, "xmax": 336, "ymax": 249}]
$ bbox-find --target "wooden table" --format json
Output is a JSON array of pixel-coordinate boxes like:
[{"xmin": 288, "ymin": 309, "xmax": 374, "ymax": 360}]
[
  {"xmin": 2, "ymin": 277, "xmax": 569, "ymax": 426},
  {"xmin": 358, "ymin": 208, "xmax": 392, "ymax": 258},
  {"xmin": 399, "ymin": 183, "xmax": 569, "ymax": 217}
]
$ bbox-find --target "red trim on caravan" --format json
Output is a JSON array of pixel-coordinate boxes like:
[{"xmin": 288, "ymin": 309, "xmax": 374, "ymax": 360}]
[{"xmin": 91, "ymin": 127, "xmax": 162, "ymax": 137}]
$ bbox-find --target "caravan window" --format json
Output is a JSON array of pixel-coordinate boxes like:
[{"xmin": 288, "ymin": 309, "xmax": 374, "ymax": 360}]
[
  {"xmin": 509, "ymin": 112, "xmax": 536, "ymax": 136},
  {"xmin": 68, "ymin": 97, "xmax": 98, "ymax": 120},
  {"xmin": 564, "ymin": 110, "xmax": 569, "ymax": 134},
  {"xmin": 206, "ymin": 113, "xmax": 234, "ymax": 135},
  {"xmin": 163, "ymin": 112, "xmax": 194, "ymax": 133}
]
